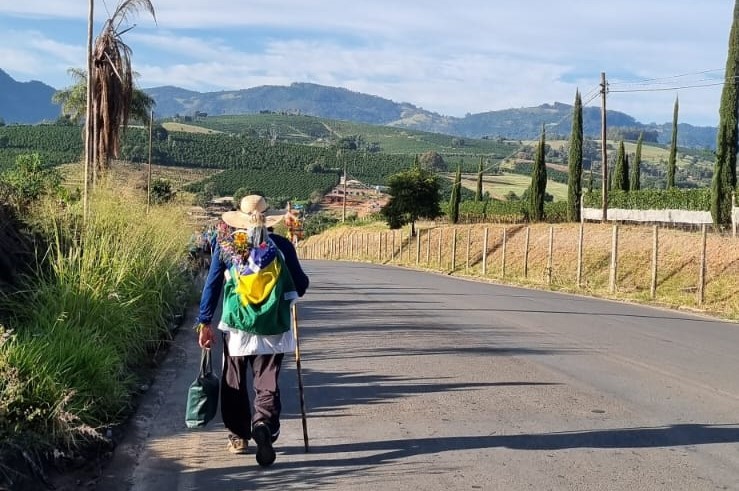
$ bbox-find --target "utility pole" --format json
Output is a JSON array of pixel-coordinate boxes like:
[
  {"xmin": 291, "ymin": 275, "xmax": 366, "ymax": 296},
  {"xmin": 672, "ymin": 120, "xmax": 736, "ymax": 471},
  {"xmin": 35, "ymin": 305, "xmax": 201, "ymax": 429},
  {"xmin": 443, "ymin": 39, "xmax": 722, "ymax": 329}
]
[
  {"xmin": 84, "ymin": 0, "xmax": 94, "ymax": 224},
  {"xmin": 601, "ymin": 72, "xmax": 608, "ymax": 222},
  {"xmin": 147, "ymin": 109, "xmax": 153, "ymax": 214}
]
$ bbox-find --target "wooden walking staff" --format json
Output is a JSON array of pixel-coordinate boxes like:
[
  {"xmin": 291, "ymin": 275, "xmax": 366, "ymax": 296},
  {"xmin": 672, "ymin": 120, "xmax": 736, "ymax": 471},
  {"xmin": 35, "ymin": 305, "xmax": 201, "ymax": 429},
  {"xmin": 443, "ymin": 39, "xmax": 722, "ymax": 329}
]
[{"xmin": 292, "ymin": 304, "xmax": 310, "ymax": 452}]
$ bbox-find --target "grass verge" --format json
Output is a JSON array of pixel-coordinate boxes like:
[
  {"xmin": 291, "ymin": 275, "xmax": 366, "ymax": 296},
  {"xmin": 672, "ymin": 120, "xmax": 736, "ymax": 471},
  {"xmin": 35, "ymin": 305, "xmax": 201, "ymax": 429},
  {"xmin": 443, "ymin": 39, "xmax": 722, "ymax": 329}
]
[{"xmin": 0, "ymin": 189, "xmax": 195, "ymax": 488}]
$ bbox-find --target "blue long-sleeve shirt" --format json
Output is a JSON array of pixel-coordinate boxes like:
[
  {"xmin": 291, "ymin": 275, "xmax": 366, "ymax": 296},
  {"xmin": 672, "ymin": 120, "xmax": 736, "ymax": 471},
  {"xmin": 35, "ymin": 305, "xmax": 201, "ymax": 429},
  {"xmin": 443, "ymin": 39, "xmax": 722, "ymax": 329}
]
[{"xmin": 197, "ymin": 231, "xmax": 309, "ymax": 325}]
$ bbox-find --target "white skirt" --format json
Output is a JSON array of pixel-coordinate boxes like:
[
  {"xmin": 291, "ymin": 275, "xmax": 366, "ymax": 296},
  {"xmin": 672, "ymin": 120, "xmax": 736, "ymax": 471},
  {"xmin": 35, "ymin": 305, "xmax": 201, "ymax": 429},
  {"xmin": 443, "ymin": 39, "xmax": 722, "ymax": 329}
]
[{"xmin": 217, "ymin": 320, "xmax": 297, "ymax": 356}]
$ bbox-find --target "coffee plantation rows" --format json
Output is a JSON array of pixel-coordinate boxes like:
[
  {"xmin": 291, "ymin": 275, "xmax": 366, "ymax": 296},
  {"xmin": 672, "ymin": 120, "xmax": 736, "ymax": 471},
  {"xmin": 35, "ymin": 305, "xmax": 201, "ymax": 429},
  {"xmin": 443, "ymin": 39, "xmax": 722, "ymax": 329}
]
[
  {"xmin": 173, "ymin": 113, "xmax": 516, "ymax": 158},
  {"xmin": 185, "ymin": 168, "xmax": 340, "ymax": 201}
]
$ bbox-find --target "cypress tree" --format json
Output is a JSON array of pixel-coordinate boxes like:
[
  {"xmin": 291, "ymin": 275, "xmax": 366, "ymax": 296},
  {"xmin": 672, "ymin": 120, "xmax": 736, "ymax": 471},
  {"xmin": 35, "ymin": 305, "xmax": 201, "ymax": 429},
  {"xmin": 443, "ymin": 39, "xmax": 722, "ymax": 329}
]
[
  {"xmin": 587, "ymin": 167, "xmax": 594, "ymax": 194},
  {"xmin": 630, "ymin": 132, "xmax": 642, "ymax": 191},
  {"xmin": 449, "ymin": 165, "xmax": 462, "ymax": 224},
  {"xmin": 667, "ymin": 97, "xmax": 679, "ymax": 189},
  {"xmin": 475, "ymin": 156, "xmax": 483, "ymax": 201},
  {"xmin": 712, "ymin": 0, "xmax": 739, "ymax": 226},
  {"xmin": 567, "ymin": 90, "xmax": 583, "ymax": 221},
  {"xmin": 529, "ymin": 125, "xmax": 547, "ymax": 221},
  {"xmin": 613, "ymin": 140, "xmax": 629, "ymax": 191}
]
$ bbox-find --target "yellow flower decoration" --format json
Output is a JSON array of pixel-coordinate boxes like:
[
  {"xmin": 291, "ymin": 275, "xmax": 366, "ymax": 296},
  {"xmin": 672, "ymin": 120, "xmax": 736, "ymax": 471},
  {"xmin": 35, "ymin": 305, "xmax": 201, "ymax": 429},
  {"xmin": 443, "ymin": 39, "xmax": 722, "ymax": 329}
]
[{"xmin": 232, "ymin": 231, "xmax": 250, "ymax": 254}]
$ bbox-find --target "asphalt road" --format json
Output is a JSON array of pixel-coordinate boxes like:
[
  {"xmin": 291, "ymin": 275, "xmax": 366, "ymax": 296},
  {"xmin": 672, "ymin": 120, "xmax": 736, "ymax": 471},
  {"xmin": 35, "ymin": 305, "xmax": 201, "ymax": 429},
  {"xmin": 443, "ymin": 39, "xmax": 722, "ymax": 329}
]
[{"xmin": 93, "ymin": 260, "xmax": 739, "ymax": 490}]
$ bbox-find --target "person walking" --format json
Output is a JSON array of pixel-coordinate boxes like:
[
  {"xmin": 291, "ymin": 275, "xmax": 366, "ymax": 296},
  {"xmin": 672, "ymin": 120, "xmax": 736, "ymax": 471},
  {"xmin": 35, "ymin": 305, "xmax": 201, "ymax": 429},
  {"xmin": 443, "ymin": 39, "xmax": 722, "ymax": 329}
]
[{"xmin": 195, "ymin": 195, "xmax": 309, "ymax": 467}]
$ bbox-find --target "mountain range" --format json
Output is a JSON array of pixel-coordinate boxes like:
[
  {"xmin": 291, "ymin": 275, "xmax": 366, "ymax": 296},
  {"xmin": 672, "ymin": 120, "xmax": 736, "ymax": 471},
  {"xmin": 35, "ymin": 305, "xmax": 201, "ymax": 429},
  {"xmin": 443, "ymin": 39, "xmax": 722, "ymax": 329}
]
[
  {"xmin": 0, "ymin": 68, "xmax": 718, "ymax": 149},
  {"xmin": 0, "ymin": 69, "xmax": 60, "ymax": 124}
]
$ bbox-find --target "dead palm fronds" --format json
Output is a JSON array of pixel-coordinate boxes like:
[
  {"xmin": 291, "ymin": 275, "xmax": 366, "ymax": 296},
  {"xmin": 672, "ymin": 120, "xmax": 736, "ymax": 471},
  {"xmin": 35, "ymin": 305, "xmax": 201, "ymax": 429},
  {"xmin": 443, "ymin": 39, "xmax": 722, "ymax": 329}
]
[{"xmin": 90, "ymin": 0, "xmax": 156, "ymax": 179}]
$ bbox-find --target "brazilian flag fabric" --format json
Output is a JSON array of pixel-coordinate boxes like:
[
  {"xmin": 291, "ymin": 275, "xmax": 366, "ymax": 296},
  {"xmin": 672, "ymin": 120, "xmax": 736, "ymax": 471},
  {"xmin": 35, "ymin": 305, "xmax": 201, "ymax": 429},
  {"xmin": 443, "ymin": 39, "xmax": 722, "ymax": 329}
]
[{"xmin": 221, "ymin": 239, "xmax": 297, "ymax": 335}]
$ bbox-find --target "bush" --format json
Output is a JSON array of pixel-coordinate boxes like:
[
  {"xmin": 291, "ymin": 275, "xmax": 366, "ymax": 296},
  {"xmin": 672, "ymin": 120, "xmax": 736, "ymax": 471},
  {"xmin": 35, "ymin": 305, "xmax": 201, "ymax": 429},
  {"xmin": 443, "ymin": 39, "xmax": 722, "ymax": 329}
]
[
  {"xmin": 1, "ymin": 153, "xmax": 61, "ymax": 208},
  {"xmin": 583, "ymin": 188, "xmax": 711, "ymax": 211},
  {"xmin": 150, "ymin": 178, "xmax": 175, "ymax": 204}
]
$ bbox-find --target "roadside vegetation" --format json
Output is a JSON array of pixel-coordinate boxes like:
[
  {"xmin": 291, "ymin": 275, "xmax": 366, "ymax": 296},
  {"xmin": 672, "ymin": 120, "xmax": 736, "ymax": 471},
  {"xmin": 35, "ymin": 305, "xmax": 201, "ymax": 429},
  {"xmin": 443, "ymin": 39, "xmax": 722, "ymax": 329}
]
[{"xmin": 0, "ymin": 153, "xmax": 195, "ymax": 488}]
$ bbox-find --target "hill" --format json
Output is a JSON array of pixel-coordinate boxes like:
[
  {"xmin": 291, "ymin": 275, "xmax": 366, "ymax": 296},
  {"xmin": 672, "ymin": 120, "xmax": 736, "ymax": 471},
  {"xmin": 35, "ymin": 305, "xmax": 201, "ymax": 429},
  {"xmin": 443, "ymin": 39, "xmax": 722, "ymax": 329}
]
[
  {"xmin": 0, "ymin": 69, "xmax": 60, "ymax": 124},
  {"xmin": 145, "ymin": 84, "xmax": 717, "ymax": 149},
  {"xmin": 0, "ymin": 68, "xmax": 718, "ymax": 149}
]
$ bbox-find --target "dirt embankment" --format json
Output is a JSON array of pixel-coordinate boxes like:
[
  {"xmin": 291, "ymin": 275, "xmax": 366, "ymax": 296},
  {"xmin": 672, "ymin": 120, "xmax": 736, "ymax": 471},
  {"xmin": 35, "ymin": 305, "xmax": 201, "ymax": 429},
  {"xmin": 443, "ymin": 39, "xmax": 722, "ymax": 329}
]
[{"xmin": 299, "ymin": 221, "xmax": 739, "ymax": 321}]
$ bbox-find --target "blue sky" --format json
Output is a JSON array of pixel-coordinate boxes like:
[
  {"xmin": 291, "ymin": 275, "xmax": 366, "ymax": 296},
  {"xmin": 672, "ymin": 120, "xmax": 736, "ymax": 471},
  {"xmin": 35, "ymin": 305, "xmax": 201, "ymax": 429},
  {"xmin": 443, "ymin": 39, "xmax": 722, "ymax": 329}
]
[{"xmin": 0, "ymin": 1, "xmax": 734, "ymax": 126}]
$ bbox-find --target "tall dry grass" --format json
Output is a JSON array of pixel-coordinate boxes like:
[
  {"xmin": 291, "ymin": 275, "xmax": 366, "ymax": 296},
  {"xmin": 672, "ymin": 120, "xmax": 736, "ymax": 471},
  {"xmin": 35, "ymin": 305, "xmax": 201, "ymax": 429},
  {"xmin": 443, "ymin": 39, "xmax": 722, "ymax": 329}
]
[{"xmin": 0, "ymin": 189, "xmax": 195, "ymax": 454}]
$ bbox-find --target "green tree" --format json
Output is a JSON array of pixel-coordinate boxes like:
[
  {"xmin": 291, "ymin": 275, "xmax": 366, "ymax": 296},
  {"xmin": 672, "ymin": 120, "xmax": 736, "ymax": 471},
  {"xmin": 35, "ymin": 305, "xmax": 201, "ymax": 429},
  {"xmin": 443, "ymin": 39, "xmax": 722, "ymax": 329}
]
[
  {"xmin": 449, "ymin": 165, "xmax": 462, "ymax": 224},
  {"xmin": 418, "ymin": 151, "xmax": 447, "ymax": 172},
  {"xmin": 630, "ymin": 132, "xmax": 643, "ymax": 191},
  {"xmin": 613, "ymin": 140, "xmax": 630, "ymax": 191},
  {"xmin": 712, "ymin": 0, "xmax": 739, "ymax": 226},
  {"xmin": 587, "ymin": 167, "xmax": 594, "ymax": 194},
  {"xmin": 567, "ymin": 90, "xmax": 583, "ymax": 221},
  {"xmin": 475, "ymin": 156, "xmax": 483, "ymax": 202},
  {"xmin": 667, "ymin": 96, "xmax": 679, "ymax": 189},
  {"xmin": 528, "ymin": 125, "xmax": 547, "ymax": 221},
  {"xmin": 381, "ymin": 166, "xmax": 441, "ymax": 236}
]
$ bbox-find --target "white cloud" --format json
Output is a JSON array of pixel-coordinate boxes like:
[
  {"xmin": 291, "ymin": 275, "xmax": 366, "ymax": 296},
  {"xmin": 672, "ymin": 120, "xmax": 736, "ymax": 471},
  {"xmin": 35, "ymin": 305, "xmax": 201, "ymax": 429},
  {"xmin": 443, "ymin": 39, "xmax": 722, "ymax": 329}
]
[
  {"xmin": 0, "ymin": 29, "xmax": 83, "ymax": 84},
  {"xmin": 0, "ymin": 1, "xmax": 735, "ymax": 124}
]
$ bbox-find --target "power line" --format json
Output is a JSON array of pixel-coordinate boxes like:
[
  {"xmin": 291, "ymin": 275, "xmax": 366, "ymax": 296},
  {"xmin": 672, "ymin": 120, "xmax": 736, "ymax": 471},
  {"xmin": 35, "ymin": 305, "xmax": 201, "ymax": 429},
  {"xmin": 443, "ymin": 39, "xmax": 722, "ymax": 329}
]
[
  {"xmin": 609, "ymin": 81, "xmax": 726, "ymax": 93},
  {"xmin": 607, "ymin": 68, "xmax": 724, "ymax": 87}
]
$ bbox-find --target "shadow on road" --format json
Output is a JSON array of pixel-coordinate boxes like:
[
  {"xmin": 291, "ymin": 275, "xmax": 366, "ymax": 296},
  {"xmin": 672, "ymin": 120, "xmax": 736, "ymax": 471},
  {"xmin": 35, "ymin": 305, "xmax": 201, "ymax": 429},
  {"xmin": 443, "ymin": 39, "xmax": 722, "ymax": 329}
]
[{"xmin": 172, "ymin": 423, "xmax": 739, "ymax": 490}]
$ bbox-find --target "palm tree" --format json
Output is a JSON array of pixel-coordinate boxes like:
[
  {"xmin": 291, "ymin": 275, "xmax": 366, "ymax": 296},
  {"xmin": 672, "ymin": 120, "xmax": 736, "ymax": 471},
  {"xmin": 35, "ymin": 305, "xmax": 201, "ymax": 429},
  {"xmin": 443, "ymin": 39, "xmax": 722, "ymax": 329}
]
[
  {"xmin": 90, "ymin": 0, "xmax": 156, "ymax": 178},
  {"xmin": 53, "ymin": 68, "xmax": 89, "ymax": 123},
  {"xmin": 54, "ymin": 68, "xmax": 155, "ymax": 125}
]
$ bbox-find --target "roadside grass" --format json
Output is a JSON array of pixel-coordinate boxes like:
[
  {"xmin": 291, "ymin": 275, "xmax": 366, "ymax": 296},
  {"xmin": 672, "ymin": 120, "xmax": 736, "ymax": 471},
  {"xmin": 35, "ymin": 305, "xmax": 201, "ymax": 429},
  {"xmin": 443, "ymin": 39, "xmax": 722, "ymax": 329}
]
[
  {"xmin": 300, "ymin": 221, "xmax": 739, "ymax": 321},
  {"xmin": 0, "ymin": 189, "xmax": 195, "ymax": 465}
]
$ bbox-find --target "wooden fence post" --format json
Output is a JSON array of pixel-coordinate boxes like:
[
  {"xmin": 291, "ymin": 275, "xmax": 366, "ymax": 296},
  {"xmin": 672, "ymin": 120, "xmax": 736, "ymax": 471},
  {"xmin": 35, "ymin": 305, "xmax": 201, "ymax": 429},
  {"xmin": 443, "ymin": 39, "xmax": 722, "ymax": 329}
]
[
  {"xmin": 426, "ymin": 228, "xmax": 431, "ymax": 264},
  {"xmin": 382, "ymin": 232, "xmax": 393, "ymax": 262},
  {"xmin": 651, "ymin": 226, "xmax": 658, "ymax": 299},
  {"xmin": 396, "ymin": 230, "xmax": 402, "ymax": 261},
  {"xmin": 416, "ymin": 230, "xmax": 421, "ymax": 266},
  {"xmin": 482, "ymin": 227, "xmax": 489, "ymax": 276},
  {"xmin": 437, "ymin": 228, "xmax": 443, "ymax": 268},
  {"xmin": 465, "ymin": 228, "xmax": 471, "ymax": 273},
  {"xmin": 609, "ymin": 224, "xmax": 619, "ymax": 293},
  {"xmin": 733, "ymin": 192, "xmax": 737, "ymax": 238},
  {"xmin": 501, "ymin": 227, "xmax": 507, "ymax": 278},
  {"xmin": 390, "ymin": 230, "xmax": 395, "ymax": 262},
  {"xmin": 698, "ymin": 224, "xmax": 707, "ymax": 306},
  {"xmin": 523, "ymin": 226, "xmax": 530, "ymax": 278},
  {"xmin": 576, "ymin": 223, "xmax": 584, "ymax": 288},
  {"xmin": 408, "ymin": 229, "xmax": 413, "ymax": 263},
  {"xmin": 451, "ymin": 229, "xmax": 457, "ymax": 271},
  {"xmin": 546, "ymin": 226, "xmax": 554, "ymax": 285}
]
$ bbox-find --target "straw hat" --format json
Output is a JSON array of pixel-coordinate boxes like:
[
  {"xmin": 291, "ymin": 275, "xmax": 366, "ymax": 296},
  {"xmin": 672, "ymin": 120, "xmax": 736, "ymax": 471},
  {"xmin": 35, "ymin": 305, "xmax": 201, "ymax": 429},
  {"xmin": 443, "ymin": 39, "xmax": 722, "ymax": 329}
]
[{"xmin": 222, "ymin": 195, "xmax": 284, "ymax": 229}]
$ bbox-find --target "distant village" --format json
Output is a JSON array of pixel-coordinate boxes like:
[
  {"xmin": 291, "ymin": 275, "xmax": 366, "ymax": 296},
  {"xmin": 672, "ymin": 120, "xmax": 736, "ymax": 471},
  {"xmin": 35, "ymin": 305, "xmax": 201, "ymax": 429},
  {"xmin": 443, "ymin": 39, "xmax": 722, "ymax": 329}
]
[{"xmin": 187, "ymin": 176, "xmax": 389, "ymax": 227}]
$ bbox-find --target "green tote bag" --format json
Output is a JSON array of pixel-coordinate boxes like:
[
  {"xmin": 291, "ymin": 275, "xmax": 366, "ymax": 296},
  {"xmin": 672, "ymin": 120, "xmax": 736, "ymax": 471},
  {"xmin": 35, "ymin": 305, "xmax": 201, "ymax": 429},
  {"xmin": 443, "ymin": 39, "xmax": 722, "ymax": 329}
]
[{"xmin": 185, "ymin": 348, "xmax": 220, "ymax": 429}]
